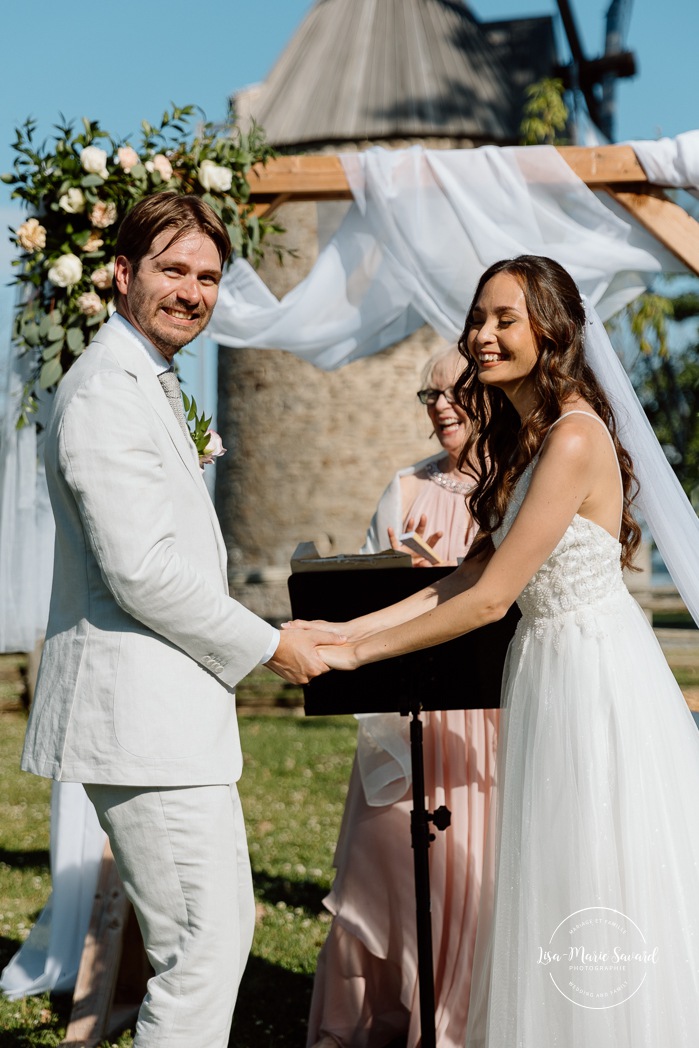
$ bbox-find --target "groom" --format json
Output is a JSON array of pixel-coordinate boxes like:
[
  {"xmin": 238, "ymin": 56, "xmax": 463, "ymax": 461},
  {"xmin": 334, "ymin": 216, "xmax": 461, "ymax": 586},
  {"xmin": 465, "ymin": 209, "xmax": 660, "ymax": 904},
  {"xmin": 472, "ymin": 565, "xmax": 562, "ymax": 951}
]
[{"xmin": 21, "ymin": 192, "xmax": 339, "ymax": 1046}]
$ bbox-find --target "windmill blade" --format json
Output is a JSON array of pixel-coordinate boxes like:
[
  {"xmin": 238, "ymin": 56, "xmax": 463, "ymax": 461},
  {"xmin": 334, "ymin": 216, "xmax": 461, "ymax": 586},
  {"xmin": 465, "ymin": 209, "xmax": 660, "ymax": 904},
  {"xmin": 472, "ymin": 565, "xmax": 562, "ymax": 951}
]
[
  {"xmin": 556, "ymin": 0, "xmax": 636, "ymax": 141},
  {"xmin": 600, "ymin": 0, "xmax": 635, "ymax": 139},
  {"xmin": 605, "ymin": 0, "xmax": 634, "ymax": 52}
]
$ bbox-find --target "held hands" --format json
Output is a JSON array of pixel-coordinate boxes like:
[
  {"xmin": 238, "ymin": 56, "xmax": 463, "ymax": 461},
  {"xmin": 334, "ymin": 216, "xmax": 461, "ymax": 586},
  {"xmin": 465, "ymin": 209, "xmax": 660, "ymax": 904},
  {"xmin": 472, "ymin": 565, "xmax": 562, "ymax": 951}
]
[
  {"xmin": 281, "ymin": 617, "xmax": 364, "ymax": 642},
  {"xmin": 388, "ymin": 514, "xmax": 443, "ymax": 567},
  {"xmin": 266, "ymin": 627, "xmax": 346, "ymax": 685},
  {"xmin": 279, "ymin": 618, "xmax": 362, "ymax": 675},
  {"xmin": 316, "ymin": 642, "xmax": 360, "ymax": 671}
]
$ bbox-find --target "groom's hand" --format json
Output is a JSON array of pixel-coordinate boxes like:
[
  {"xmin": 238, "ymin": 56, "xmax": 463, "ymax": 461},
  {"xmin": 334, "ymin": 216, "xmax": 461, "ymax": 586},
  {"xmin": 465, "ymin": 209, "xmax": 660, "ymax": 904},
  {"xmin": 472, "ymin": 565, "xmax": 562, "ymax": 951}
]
[{"xmin": 266, "ymin": 627, "xmax": 346, "ymax": 685}]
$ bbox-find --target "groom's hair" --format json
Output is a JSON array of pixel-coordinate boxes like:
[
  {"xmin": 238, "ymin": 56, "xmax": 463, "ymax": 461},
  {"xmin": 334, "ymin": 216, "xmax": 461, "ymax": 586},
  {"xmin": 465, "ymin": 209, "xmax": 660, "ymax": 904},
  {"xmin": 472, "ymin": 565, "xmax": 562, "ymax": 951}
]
[{"xmin": 113, "ymin": 192, "xmax": 231, "ymax": 299}]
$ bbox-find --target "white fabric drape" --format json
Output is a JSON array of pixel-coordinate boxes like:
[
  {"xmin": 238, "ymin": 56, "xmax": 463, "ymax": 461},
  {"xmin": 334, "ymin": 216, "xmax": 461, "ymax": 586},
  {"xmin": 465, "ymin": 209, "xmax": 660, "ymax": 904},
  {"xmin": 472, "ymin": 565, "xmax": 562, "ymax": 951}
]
[
  {"xmin": 630, "ymin": 129, "xmax": 699, "ymax": 197},
  {"xmin": 210, "ymin": 143, "xmax": 687, "ymax": 366},
  {"xmin": 0, "ymin": 351, "xmax": 54, "ymax": 653},
  {"xmin": 0, "ymin": 783, "xmax": 105, "ymax": 1000},
  {"xmin": 583, "ymin": 301, "xmax": 699, "ymax": 628},
  {"xmin": 2, "ymin": 138, "xmax": 699, "ymax": 655}
]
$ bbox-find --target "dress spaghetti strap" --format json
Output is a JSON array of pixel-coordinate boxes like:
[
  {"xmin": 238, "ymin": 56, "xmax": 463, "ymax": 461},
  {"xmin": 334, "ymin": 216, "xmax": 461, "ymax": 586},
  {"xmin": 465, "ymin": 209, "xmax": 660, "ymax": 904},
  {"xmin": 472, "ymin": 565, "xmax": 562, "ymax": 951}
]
[{"xmin": 545, "ymin": 410, "xmax": 623, "ymax": 539}]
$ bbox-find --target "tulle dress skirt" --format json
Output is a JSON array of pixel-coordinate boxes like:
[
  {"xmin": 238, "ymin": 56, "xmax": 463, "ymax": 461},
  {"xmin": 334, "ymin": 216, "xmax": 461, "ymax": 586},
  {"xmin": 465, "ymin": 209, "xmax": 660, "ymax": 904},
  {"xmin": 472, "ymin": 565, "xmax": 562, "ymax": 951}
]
[{"xmin": 466, "ymin": 521, "xmax": 699, "ymax": 1046}]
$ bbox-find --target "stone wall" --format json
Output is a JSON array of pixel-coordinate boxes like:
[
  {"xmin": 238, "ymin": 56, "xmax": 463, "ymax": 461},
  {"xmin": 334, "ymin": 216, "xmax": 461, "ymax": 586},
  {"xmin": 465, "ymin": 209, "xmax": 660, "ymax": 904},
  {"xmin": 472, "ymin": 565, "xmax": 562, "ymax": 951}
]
[{"xmin": 215, "ymin": 200, "xmax": 447, "ymax": 621}]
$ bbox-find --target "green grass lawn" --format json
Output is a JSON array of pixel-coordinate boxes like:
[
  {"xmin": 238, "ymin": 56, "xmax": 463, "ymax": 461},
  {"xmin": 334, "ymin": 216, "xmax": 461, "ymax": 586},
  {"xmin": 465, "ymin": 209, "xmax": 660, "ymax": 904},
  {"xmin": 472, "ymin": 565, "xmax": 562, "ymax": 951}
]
[
  {"xmin": 0, "ymin": 657, "xmax": 357, "ymax": 1047},
  {"xmin": 2, "ymin": 639, "xmax": 698, "ymax": 1047}
]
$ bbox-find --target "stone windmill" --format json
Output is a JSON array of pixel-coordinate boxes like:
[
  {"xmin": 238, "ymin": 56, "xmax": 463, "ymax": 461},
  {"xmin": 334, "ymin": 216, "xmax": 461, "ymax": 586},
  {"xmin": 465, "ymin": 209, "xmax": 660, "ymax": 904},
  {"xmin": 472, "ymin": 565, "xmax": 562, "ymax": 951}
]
[{"xmin": 217, "ymin": 0, "xmax": 559, "ymax": 620}]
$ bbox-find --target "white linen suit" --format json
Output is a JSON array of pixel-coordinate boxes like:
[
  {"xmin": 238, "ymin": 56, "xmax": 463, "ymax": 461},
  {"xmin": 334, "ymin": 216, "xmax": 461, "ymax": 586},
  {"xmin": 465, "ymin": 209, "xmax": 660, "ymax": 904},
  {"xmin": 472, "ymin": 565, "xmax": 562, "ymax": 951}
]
[
  {"xmin": 21, "ymin": 314, "xmax": 276, "ymax": 1046},
  {"xmin": 22, "ymin": 315, "xmax": 274, "ymax": 784}
]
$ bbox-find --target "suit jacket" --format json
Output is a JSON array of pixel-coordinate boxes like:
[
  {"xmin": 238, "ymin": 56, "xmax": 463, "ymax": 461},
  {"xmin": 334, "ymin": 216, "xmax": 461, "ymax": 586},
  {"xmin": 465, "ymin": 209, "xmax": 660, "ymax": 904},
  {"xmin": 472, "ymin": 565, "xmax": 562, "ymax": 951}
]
[{"xmin": 22, "ymin": 316, "xmax": 275, "ymax": 786}]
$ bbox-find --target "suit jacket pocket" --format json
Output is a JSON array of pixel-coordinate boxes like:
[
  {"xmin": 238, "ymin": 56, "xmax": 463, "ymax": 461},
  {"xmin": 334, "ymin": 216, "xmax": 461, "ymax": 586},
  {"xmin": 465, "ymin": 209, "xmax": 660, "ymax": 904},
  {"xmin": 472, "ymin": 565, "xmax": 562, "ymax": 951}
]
[{"xmin": 112, "ymin": 631, "xmax": 235, "ymax": 760}]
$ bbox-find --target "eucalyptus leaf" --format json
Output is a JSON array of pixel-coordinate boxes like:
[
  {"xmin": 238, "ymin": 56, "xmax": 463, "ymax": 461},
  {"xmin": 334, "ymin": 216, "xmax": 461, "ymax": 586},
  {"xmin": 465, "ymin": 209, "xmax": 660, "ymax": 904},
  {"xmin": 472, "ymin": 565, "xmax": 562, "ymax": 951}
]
[
  {"xmin": 47, "ymin": 324, "xmax": 64, "ymax": 342},
  {"xmin": 42, "ymin": 340, "xmax": 64, "ymax": 360},
  {"xmin": 81, "ymin": 174, "xmax": 104, "ymax": 188},
  {"xmin": 38, "ymin": 314, "xmax": 53, "ymax": 337},
  {"xmin": 21, "ymin": 322, "xmax": 40, "ymax": 347},
  {"xmin": 85, "ymin": 308, "xmax": 107, "ymax": 327},
  {"xmin": 40, "ymin": 357, "xmax": 63, "ymax": 389},
  {"xmin": 66, "ymin": 327, "xmax": 85, "ymax": 353}
]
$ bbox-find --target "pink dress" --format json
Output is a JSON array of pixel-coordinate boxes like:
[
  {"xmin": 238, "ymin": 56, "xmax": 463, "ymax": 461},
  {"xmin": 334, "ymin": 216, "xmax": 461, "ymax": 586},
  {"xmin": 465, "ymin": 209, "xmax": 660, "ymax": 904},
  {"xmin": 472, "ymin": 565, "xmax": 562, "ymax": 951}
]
[{"xmin": 307, "ymin": 459, "xmax": 499, "ymax": 1048}]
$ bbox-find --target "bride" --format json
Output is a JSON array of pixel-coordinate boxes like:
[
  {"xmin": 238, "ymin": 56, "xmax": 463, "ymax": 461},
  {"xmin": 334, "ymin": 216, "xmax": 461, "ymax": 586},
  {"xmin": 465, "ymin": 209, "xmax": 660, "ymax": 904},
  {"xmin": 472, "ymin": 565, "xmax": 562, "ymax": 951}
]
[{"xmin": 288, "ymin": 255, "xmax": 699, "ymax": 1045}]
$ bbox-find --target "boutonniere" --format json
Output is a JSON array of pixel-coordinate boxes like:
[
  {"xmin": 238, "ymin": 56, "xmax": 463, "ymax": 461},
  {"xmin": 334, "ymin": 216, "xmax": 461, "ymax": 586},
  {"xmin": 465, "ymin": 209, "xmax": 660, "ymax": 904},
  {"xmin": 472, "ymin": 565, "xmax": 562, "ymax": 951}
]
[{"xmin": 182, "ymin": 393, "xmax": 226, "ymax": 466}]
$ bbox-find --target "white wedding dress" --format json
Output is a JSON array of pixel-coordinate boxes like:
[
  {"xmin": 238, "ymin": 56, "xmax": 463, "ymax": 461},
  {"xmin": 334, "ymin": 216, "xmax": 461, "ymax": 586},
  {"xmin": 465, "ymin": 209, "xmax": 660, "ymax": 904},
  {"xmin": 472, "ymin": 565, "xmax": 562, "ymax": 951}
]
[{"xmin": 465, "ymin": 430, "xmax": 699, "ymax": 1046}]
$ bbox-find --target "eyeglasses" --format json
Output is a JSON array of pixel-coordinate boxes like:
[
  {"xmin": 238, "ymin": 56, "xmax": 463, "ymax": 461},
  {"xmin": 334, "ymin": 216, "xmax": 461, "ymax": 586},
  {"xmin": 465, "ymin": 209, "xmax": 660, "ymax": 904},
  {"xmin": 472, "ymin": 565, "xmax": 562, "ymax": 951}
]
[{"xmin": 416, "ymin": 387, "xmax": 456, "ymax": 406}]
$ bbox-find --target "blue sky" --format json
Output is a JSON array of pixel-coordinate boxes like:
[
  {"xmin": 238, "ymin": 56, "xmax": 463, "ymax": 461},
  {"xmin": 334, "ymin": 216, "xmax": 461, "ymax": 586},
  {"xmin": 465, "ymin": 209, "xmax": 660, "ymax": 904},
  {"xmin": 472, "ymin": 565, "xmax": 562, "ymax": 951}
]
[
  {"xmin": 2, "ymin": 0, "xmax": 697, "ymax": 253},
  {"xmin": 1, "ymin": 0, "xmax": 697, "ymax": 405}
]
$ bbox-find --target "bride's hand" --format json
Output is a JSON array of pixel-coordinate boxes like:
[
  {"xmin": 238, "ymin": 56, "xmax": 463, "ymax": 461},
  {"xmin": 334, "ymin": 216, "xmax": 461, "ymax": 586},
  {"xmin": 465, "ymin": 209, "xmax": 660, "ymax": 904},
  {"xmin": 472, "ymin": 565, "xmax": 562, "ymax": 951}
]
[
  {"xmin": 282, "ymin": 617, "xmax": 361, "ymax": 641},
  {"xmin": 317, "ymin": 643, "xmax": 360, "ymax": 671}
]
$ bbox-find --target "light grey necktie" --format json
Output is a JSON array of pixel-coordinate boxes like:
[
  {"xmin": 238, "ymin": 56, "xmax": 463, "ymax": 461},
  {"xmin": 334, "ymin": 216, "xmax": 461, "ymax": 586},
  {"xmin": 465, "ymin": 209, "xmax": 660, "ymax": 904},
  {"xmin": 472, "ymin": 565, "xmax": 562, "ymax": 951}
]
[{"xmin": 157, "ymin": 368, "xmax": 190, "ymax": 440}]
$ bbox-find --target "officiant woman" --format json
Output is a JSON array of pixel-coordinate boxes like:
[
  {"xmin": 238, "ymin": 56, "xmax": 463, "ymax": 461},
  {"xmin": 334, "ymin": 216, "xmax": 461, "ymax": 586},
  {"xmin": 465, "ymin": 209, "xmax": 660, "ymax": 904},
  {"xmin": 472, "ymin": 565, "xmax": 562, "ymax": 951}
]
[{"xmin": 307, "ymin": 346, "xmax": 498, "ymax": 1048}]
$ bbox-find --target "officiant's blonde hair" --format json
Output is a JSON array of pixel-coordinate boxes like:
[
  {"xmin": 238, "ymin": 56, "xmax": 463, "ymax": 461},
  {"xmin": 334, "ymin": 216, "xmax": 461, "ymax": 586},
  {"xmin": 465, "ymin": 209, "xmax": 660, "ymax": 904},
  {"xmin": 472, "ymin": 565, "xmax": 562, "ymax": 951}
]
[{"xmin": 420, "ymin": 343, "xmax": 464, "ymax": 389}]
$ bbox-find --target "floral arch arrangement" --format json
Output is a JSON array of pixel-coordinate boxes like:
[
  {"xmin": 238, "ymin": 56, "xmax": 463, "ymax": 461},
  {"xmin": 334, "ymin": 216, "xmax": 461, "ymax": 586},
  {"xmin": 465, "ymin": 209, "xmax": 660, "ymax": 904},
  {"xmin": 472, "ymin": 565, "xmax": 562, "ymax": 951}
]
[{"xmin": 2, "ymin": 104, "xmax": 279, "ymax": 425}]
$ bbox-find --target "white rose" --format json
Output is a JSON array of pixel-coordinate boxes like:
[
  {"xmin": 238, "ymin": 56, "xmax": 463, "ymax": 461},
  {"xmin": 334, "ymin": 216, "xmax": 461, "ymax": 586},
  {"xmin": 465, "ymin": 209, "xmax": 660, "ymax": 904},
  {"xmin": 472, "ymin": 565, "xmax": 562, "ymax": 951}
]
[
  {"xmin": 47, "ymin": 253, "xmax": 83, "ymax": 288},
  {"xmin": 81, "ymin": 145, "xmax": 109, "ymax": 179},
  {"xmin": 204, "ymin": 430, "xmax": 225, "ymax": 457},
  {"xmin": 197, "ymin": 159, "xmax": 232, "ymax": 193},
  {"xmin": 16, "ymin": 218, "xmax": 47, "ymax": 252},
  {"xmin": 76, "ymin": 291, "xmax": 103, "ymax": 316},
  {"xmin": 145, "ymin": 154, "xmax": 174, "ymax": 181},
  {"xmin": 58, "ymin": 188, "xmax": 86, "ymax": 214},
  {"xmin": 91, "ymin": 261, "xmax": 115, "ymax": 290},
  {"xmin": 200, "ymin": 430, "xmax": 226, "ymax": 465},
  {"xmin": 117, "ymin": 146, "xmax": 139, "ymax": 173}
]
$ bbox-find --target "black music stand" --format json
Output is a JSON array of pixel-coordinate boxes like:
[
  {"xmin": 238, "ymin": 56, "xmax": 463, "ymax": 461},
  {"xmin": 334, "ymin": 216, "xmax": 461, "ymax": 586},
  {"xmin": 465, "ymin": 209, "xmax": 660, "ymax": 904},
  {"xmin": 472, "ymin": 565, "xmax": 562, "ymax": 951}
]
[{"xmin": 288, "ymin": 567, "xmax": 519, "ymax": 1048}]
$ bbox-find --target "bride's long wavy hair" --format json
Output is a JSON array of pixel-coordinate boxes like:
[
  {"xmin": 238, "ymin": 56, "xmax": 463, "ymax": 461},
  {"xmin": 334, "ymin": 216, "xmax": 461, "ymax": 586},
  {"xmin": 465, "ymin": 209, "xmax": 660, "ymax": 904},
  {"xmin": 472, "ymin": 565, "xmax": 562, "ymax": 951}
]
[{"xmin": 455, "ymin": 255, "xmax": 641, "ymax": 570}]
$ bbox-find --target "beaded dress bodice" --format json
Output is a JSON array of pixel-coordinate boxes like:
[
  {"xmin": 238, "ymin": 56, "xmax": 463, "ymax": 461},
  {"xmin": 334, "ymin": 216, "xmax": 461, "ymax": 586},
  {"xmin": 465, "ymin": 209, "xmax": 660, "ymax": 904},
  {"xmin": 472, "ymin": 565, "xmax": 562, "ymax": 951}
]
[{"xmin": 492, "ymin": 460, "xmax": 628, "ymax": 634}]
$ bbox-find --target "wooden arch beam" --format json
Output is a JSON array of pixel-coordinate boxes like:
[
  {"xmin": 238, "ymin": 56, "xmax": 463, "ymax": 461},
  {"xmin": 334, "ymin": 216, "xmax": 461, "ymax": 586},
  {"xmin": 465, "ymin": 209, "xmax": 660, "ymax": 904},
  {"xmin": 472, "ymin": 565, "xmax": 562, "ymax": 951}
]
[{"xmin": 246, "ymin": 146, "xmax": 699, "ymax": 277}]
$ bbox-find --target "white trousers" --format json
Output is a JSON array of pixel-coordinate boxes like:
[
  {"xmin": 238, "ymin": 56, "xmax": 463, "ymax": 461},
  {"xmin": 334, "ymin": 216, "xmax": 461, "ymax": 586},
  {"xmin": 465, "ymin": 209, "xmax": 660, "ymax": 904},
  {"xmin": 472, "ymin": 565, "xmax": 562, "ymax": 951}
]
[{"xmin": 85, "ymin": 782, "xmax": 254, "ymax": 1048}]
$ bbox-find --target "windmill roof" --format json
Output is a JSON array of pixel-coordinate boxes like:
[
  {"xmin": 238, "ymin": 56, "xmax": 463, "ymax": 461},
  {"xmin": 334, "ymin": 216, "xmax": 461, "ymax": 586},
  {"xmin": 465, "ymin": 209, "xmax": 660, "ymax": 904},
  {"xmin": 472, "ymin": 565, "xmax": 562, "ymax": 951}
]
[{"xmin": 234, "ymin": 0, "xmax": 548, "ymax": 148}]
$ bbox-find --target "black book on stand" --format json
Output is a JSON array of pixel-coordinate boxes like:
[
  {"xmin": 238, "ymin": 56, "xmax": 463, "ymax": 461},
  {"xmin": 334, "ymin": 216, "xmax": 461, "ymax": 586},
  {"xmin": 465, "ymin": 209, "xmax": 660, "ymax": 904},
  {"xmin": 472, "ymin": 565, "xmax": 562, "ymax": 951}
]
[
  {"xmin": 288, "ymin": 566, "xmax": 520, "ymax": 715},
  {"xmin": 287, "ymin": 565, "xmax": 520, "ymax": 1048}
]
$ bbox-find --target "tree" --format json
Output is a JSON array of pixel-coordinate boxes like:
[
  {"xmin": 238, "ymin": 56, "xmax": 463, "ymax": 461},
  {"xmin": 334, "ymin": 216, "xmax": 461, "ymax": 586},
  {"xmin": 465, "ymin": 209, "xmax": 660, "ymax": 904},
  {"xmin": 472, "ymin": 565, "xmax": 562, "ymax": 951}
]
[
  {"xmin": 620, "ymin": 290, "xmax": 699, "ymax": 506},
  {"xmin": 519, "ymin": 78, "xmax": 568, "ymax": 146}
]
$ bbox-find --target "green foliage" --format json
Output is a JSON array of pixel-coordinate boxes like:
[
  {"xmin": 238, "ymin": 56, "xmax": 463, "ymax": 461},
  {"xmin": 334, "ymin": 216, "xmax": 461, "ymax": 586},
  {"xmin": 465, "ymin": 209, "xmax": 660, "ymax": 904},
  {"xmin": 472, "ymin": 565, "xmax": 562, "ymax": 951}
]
[
  {"xmin": 626, "ymin": 292, "xmax": 674, "ymax": 357},
  {"xmin": 636, "ymin": 347, "xmax": 699, "ymax": 505},
  {"xmin": 3, "ymin": 105, "xmax": 283, "ymax": 426},
  {"xmin": 616, "ymin": 289, "xmax": 699, "ymax": 504},
  {"xmin": 519, "ymin": 78, "xmax": 568, "ymax": 146},
  {"xmin": 181, "ymin": 392, "xmax": 213, "ymax": 454}
]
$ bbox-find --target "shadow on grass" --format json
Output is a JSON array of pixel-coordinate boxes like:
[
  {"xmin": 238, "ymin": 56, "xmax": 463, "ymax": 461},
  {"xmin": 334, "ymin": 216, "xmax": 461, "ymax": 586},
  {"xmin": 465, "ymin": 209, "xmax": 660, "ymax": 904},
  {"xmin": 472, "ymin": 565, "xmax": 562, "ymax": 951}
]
[
  {"xmin": 0, "ymin": 933, "xmax": 21, "ymax": 971},
  {"xmin": 0, "ymin": 991, "xmax": 72, "ymax": 1048},
  {"xmin": 253, "ymin": 871, "xmax": 327, "ymax": 915},
  {"xmin": 0, "ymin": 846, "xmax": 49, "ymax": 871},
  {"xmin": 230, "ymin": 953, "xmax": 313, "ymax": 1048}
]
